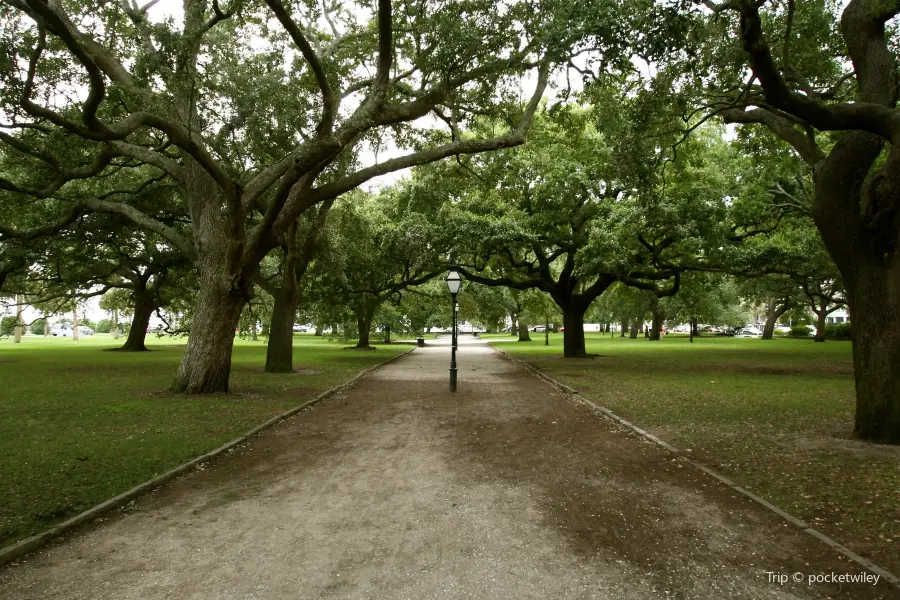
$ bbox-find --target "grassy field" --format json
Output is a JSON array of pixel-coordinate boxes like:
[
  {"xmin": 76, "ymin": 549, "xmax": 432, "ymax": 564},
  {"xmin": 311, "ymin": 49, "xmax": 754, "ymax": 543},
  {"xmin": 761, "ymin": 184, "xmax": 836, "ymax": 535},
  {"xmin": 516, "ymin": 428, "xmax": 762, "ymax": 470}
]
[
  {"xmin": 489, "ymin": 332, "xmax": 900, "ymax": 574},
  {"xmin": 0, "ymin": 333, "xmax": 407, "ymax": 548}
]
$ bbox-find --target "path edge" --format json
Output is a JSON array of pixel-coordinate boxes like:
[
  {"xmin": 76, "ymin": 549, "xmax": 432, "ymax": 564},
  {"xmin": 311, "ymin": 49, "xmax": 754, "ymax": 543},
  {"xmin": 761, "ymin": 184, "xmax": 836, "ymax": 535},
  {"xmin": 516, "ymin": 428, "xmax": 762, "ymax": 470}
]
[
  {"xmin": 0, "ymin": 346, "xmax": 416, "ymax": 566},
  {"xmin": 491, "ymin": 344, "xmax": 900, "ymax": 591}
]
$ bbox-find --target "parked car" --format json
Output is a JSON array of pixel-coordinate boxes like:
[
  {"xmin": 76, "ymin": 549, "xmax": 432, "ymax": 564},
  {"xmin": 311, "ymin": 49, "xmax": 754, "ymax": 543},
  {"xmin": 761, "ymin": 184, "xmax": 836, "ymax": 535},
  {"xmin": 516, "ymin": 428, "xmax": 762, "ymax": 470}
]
[
  {"xmin": 558, "ymin": 326, "xmax": 565, "ymax": 332},
  {"xmin": 292, "ymin": 324, "xmax": 308, "ymax": 333},
  {"xmin": 78, "ymin": 326, "xmax": 94, "ymax": 336},
  {"xmin": 531, "ymin": 325, "xmax": 547, "ymax": 332},
  {"xmin": 733, "ymin": 329, "xmax": 761, "ymax": 338}
]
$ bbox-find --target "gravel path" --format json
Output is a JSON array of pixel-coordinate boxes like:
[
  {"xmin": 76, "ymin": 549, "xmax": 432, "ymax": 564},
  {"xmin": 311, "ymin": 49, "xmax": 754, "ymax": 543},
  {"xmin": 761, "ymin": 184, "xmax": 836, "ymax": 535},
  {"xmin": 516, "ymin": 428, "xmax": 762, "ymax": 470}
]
[{"xmin": 1, "ymin": 338, "xmax": 896, "ymax": 599}]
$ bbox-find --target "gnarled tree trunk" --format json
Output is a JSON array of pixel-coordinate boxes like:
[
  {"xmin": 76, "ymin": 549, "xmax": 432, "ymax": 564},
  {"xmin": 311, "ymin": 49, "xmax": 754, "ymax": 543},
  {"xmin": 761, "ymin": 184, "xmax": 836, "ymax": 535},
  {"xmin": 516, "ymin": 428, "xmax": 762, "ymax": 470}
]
[
  {"xmin": 265, "ymin": 283, "xmax": 299, "ymax": 372},
  {"xmin": 846, "ymin": 263, "xmax": 900, "ymax": 443},
  {"xmin": 813, "ymin": 310, "xmax": 828, "ymax": 343},
  {"xmin": 120, "ymin": 294, "xmax": 156, "ymax": 351},
  {"xmin": 517, "ymin": 318, "xmax": 531, "ymax": 341},
  {"xmin": 561, "ymin": 305, "xmax": 588, "ymax": 358},
  {"xmin": 762, "ymin": 297, "xmax": 791, "ymax": 340},
  {"xmin": 264, "ymin": 203, "xmax": 332, "ymax": 372},
  {"xmin": 171, "ymin": 270, "xmax": 249, "ymax": 393},
  {"xmin": 629, "ymin": 318, "xmax": 640, "ymax": 339},
  {"xmin": 354, "ymin": 303, "xmax": 377, "ymax": 349}
]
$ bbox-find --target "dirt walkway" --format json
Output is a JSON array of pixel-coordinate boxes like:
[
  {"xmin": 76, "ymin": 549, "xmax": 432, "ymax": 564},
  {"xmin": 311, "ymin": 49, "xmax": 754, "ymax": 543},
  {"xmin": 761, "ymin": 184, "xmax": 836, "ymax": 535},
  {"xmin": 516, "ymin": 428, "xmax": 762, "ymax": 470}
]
[{"xmin": 1, "ymin": 339, "xmax": 897, "ymax": 599}]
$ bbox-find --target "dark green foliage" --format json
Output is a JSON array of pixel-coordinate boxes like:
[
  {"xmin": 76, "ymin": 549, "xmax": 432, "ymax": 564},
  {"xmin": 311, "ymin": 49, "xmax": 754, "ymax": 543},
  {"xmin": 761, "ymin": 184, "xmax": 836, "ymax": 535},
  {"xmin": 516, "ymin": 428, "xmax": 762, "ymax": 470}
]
[
  {"xmin": 29, "ymin": 318, "xmax": 45, "ymax": 335},
  {"xmin": 0, "ymin": 315, "xmax": 16, "ymax": 336},
  {"xmin": 825, "ymin": 323, "xmax": 851, "ymax": 340},
  {"xmin": 789, "ymin": 325, "xmax": 812, "ymax": 338}
]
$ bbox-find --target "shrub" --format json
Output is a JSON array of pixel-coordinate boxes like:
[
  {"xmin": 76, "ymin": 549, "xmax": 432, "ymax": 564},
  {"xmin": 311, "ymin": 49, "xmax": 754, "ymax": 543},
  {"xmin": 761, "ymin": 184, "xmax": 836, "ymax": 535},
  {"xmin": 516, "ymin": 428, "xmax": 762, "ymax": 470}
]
[
  {"xmin": 29, "ymin": 319, "xmax": 46, "ymax": 335},
  {"xmin": 0, "ymin": 316, "xmax": 18, "ymax": 336},
  {"xmin": 95, "ymin": 318, "xmax": 112, "ymax": 334},
  {"xmin": 788, "ymin": 325, "xmax": 812, "ymax": 338},
  {"xmin": 825, "ymin": 322, "xmax": 852, "ymax": 339}
]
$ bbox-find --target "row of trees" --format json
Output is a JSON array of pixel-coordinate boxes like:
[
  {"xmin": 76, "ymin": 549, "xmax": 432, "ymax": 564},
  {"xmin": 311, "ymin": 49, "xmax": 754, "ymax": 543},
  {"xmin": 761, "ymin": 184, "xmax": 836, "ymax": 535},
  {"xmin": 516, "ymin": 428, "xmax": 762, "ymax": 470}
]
[{"xmin": 0, "ymin": 0, "xmax": 897, "ymax": 442}]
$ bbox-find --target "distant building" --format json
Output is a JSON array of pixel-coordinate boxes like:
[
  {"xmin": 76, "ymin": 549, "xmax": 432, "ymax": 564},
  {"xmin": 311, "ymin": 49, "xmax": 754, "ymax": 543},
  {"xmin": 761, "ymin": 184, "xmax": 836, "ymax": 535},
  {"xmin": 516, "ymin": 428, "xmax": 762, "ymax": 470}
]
[{"xmin": 823, "ymin": 307, "xmax": 850, "ymax": 325}]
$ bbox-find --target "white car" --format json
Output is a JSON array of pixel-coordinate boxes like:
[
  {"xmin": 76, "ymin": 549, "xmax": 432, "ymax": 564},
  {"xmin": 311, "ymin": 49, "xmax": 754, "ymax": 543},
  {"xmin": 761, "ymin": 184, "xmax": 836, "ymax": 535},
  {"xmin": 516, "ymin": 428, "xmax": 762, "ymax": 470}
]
[
  {"xmin": 292, "ymin": 324, "xmax": 308, "ymax": 332},
  {"xmin": 733, "ymin": 329, "xmax": 761, "ymax": 338}
]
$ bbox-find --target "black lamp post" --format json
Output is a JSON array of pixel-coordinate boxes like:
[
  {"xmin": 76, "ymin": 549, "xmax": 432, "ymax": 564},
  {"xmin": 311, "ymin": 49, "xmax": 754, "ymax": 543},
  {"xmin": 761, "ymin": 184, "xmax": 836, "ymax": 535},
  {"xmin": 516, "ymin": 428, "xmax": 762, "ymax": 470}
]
[{"xmin": 445, "ymin": 270, "xmax": 462, "ymax": 392}]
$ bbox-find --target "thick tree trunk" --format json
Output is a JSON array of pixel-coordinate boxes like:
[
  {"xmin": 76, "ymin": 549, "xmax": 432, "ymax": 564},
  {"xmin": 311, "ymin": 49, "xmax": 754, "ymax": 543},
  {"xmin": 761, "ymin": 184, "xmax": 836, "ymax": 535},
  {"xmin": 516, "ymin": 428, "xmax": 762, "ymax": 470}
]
[
  {"xmin": 814, "ymin": 310, "xmax": 827, "ymax": 342},
  {"xmin": 561, "ymin": 306, "xmax": 588, "ymax": 358},
  {"xmin": 120, "ymin": 296, "xmax": 155, "ymax": 351},
  {"xmin": 762, "ymin": 297, "xmax": 790, "ymax": 340},
  {"xmin": 629, "ymin": 318, "xmax": 640, "ymax": 339},
  {"xmin": 649, "ymin": 303, "xmax": 664, "ymax": 341},
  {"xmin": 43, "ymin": 319, "xmax": 50, "ymax": 336},
  {"xmin": 171, "ymin": 278, "xmax": 248, "ymax": 393},
  {"xmin": 510, "ymin": 313, "xmax": 518, "ymax": 335},
  {"xmin": 620, "ymin": 320, "xmax": 628, "ymax": 337},
  {"xmin": 110, "ymin": 308, "xmax": 119, "ymax": 339},
  {"xmin": 265, "ymin": 286, "xmax": 299, "ymax": 372},
  {"xmin": 689, "ymin": 319, "xmax": 696, "ymax": 344},
  {"xmin": 354, "ymin": 304, "xmax": 376, "ymax": 349},
  {"xmin": 517, "ymin": 318, "xmax": 531, "ymax": 342},
  {"xmin": 846, "ymin": 268, "xmax": 900, "ymax": 443}
]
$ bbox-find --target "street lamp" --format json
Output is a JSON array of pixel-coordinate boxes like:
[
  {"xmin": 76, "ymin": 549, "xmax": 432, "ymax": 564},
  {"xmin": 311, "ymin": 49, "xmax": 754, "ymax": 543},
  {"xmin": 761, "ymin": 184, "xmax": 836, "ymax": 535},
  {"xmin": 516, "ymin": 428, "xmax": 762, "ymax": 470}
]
[{"xmin": 445, "ymin": 270, "xmax": 462, "ymax": 392}]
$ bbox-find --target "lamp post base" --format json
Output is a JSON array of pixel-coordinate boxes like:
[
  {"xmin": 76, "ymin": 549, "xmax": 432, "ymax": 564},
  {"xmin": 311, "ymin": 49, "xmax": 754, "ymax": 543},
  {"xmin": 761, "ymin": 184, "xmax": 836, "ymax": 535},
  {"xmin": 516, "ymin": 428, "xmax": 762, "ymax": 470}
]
[{"xmin": 449, "ymin": 366, "xmax": 457, "ymax": 392}]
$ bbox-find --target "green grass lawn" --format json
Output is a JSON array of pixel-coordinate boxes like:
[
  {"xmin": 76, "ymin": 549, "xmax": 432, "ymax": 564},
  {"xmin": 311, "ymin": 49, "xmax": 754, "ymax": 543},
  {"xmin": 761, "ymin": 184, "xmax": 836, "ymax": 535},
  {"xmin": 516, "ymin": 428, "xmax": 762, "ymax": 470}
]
[
  {"xmin": 491, "ymin": 332, "xmax": 900, "ymax": 574},
  {"xmin": 0, "ymin": 333, "xmax": 407, "ymax": 548}
]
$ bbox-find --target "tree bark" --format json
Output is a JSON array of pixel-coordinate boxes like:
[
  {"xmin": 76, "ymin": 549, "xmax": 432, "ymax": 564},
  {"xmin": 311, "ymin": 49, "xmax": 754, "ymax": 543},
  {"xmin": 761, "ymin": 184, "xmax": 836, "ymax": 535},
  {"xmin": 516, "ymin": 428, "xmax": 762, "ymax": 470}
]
[
  {"xmin": 119, "ymin": 294, "xmax": 156, "ymax": 351},
  {"xmin": 846, "ymin": 264, "xmax": 900, "ymax": 443},
  {"xmin": 43, "ymin": 319, "xmax": 50, "ymax": 336},
  {"xmin": 517, "ymin": 318, "xmax": 531, "ymax": 342},
  {"xmin": 629, "ymin": 318, "xmax": 640, "ymax": 339},
  {"xmin": 265, "ymin": 284, "xmax": 299, "ymax": 372},
  {"xmin": 620, "ymin": 320, "xmax": 628, "ymax": 337},
  {"xmin": 561, "ymin": 305, "xmax": 588, "ymax": 358},
  {"xmin": 762, "ymin": 297, "xmax": 791, "ymax": 340},
  {"xmin": 354, "ymin": 303, "xmax": 377, "ymax": 349},
  {"xmin": 814, "ymin": 310, "xmax": 828, "ymax": 343},
  {"xmin": 171, "ymin": 274, "xmax": 248, "ymax": 393},
  {"xmin": 264, "ymin": 203, "xmax": 332, "ymax": 371},
  {"xmin": 649, "ymin": 301, "xmax": 664, "ymax": 341},
  {"xmin": 73, "ymin": 304, "xmax": 79, "ymax": 342},
  {"xmin": 110, "ymin": 308, "xmax": 119, "ymax": 339},
  {"xmin": 510, "ymin": 312, "xmax": 518, "ymax": 335}
]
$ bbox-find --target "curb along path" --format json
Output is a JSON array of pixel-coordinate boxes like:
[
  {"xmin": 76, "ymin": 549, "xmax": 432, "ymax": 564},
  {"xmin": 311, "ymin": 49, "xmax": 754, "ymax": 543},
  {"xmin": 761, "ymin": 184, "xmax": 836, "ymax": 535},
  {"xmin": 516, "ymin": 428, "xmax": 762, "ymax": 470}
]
[
  {"xmin": 492, "ymin": 343, "xmax": 900, "ymax": 592},
  {"xmin": 1, "ymin": 338, "xmax": 897, "ymax": 599},
  {"xmin": 0, "ymin": 346, "xmax": 415, "ymax": 567}
]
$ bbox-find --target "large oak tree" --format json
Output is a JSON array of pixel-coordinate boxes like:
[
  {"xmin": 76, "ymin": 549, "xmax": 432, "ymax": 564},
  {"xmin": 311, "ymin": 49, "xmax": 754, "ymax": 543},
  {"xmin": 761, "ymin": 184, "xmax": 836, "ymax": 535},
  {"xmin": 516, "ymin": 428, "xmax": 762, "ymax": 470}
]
[{"xmin": 0, "ymin": 0, "xmax": 580, "ymax": 392}]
